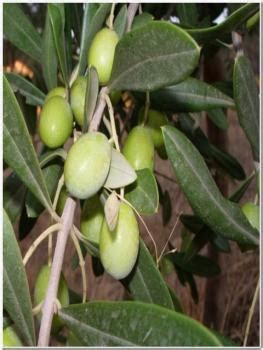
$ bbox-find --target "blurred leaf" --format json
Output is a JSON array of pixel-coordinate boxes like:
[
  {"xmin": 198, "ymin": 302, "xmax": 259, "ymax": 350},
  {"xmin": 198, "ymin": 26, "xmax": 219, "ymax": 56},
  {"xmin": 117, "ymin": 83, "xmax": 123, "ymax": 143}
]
[
  {"xmin": 59, "ymin": 301, "xmax": 222, "ymax": 346},
  {"xmin": 110, "ymin": 21, "xmax": 200, "ymax": 91},
  {"xmin": 131, "ymin": 12, "xmax": 154, "ymax": 30},
  {"xmin": 150, "ymin": 78, "xmax": 234, "ymax": 112},
  {"xmin": 71, "ymin": 4, "xmax": 83, "ymax": 45},
  {"xmin": 246, "ymin": 11, "xmax": 259, "ymax": 31},
  {"xmin": 5, "ymin": 73, "xmax": 45, "ymax": 106},
  {"xmin": 3, "ymin": 76, "xmax": 52, "ymax": 213},
  {"xmin": 212, "ymin": 81, "xmax": 233, "ymax": 98},
  {"xmin": 207, "ymin": 108, "xmax": 229, "ymax": 130},
  {"xmin": 161, "ymin": 190, "xmax": 172, "ymax": 225},
  {"xmin": 42, "ymin": 7, "xmax": 58, "ymax": 90},
  {"xmin": 91, "ymin": 256, "xmax": 104, "ymax": 277},
  {"xmin": 211, "ymin": 235, "xmax": 231, "ymax": 253},
  {"xmin": 176, "ymin": 3, "xmax": 198, "ymax": 27},
  {"xmin": 3, "ymin": 210, "xmax": 35, "ymax": 346},
  {"xmin": 18, "ymin": 206, "xmax": 37, "ymax": 241},
  {"xmin": 114, "ymin": 5, "xmax": 128, "ymax": 38},
  {"xmin": 71, "ymin": 241, "xmax": 87, "ymax": 270},
  {"xmin": 83, "ymin": 66, "xmax": 99, "ymax": 132},
  {"xmin": 64, "ymin": 4, "xmax": 73, "ymax": 73},
  {"xmin": 167, "ymin": 286, "xmax": 183, "ymax": 313},
  {"xmin": 163, "ymin": 125, "xmax": 258, "ymax": 246},
  {"xmin": 48, "ymin": 4, "xmax": 69, "ymax": 84},
  {"xmin": 104, "ymin": 149, "xmax": 137, "ymax": 189},
  {"xmin": 4, "ymin": 173, "xmax": 26, "ymax": 223},
  {"xmin": 234, "ymin": 55, "xmax": 259, "ymax": 160},
  {"xmin": 211, "ymin": 330, "xmax": 239, "ymax": 346},
  {"xmin": 3, "ymin": 3, "xmax": 42, "ymax": 62},
  {"xmin": 122, "ymin": 239, "xmax": 174, "ymax": 310},
  {"xmin": 187, "ymin": 4, "xmax": 259, "ymax": 43},
  {"xmin": 175, "ymin": 266, "xmax": 199, "ymax": 303},
  {"xmin": 229, "ymin": 172, "xmax": 256, "ymax": 203},
  {"xmin": 78, "ymin": 4, "xmax": 111, "ymax": 76},
  {"xmin": 68, "ymin": 288, "xmax": 83, "ymax": 305},
  {"xmin": 180, "ymin": 214, "xmax": 204, "ymax": 233},
  {"xmin": 125, "ymin": 168, "xmax": 159, "ymax": 215}
]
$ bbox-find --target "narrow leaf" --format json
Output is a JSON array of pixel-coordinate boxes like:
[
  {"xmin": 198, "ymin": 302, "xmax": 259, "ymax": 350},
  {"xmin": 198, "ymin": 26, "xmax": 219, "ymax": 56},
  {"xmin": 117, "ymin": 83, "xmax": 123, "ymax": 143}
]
[
  {"xmin": 39, "ymin": 148, "xmax": 67, "ymax": 168},
  {"xmin": 5, "ymin": 73, "xmax": 45, "ymax": 106},
  {"xmin": 176, "ymin": 3, "xmax": 198, "ymax": 27},
  {"xmin": 59, "ymin": 301, "xmax": 222, "ymax": 346},
  {"xmin": 104, "ymin": 149, "xmax": 137, "ymax": 189},
  {"xmin": 104, "ymin": 192, "xmax": 120, "ymax": 231},
  {"xmin": 3, "ymin": 210, "xmax": 35, "ymax": 345},
  {"xmin": 125, "ymin": 168, "xmax": 159, "ymax": 215},
  {"xmin": 122, "ymin": 239, "xmax": 174, "ymax": 310},
  {"xmin": 83, "ymin": 66, "xmax": 99, "ymax": 132},
  {"xmin": 3, "ymin": 3, "xmax": 42, "ymax": 62},
  {"xmin": 4, "ymin": 173, "xmax": 26, "ymax": 223},
  {"xmin": 109, "ymin": 21, "xmax": 200, "ymax": 91},
  {"xmin": 207, "ymin": 108, "xmax": 229, "ymax": 130},
  {"xmin": 229, "ymin": 172, "xmax": 255, "ymax": 203},
  {"xmin": 132, "ymin": 12, "xmax": 154, "ymax": 30},
  {"xmin": 163, "ymin": 125, "xmax": 259, "ymax": 246},
  {"xmin": 3, "ymin": 76, "xmax": 52, "ymax": 212},
  {"xmin": 113, "ymin": 5, "xmax": 128, "ymax": 38},
  {"xmin": 234, "ymin": 55, "xmax": 259, "ymax": 160}
]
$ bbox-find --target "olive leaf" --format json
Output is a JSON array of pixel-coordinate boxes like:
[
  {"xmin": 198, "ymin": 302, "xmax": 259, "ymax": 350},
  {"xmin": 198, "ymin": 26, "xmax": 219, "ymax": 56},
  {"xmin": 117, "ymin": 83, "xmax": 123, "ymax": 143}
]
[
  {"xmin": 104, "ymin": 191, "xmax": 120, "ymax": 231},
  {"xmin": 207, "ymin": 108, "xmax": 229, "ymax": 130},
  {"xmin": 104, "ymin": 149, "xmax": 137, "ymax": 189},
  {"xmin": 109, "ymin": 21, "xmax": 200, "ymax": 91},
  {"xmin": 4, "ymin": 172, "xmax": 26, "ymax": 223},
  {"xmin": 83, "ymin": 66, "xmax": 99, "ymax": 132},
  {"xmin": 113, "ymin": 5, "xmax": 128, "ymax": 38}
]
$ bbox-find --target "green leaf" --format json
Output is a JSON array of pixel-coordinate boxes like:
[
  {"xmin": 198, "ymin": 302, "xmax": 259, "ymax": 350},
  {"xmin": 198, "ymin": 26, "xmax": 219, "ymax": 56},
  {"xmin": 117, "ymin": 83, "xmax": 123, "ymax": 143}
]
[
  {"xmin": 125, "ymin": 168, "xmax": 159, "ymax": 215},
  {"xmin": 162, "ymin": 125, "xmax": 259, "ymax": 246},
  {"xmin": 104, "ymin": 149, "xmax": 137, "ymax": 189},
  {"xmin": 78, "ymin": 4, "xmax": 111, "ymax": 76},
  {"xmin": 3, "ymin": 210, "xmax": 35, "ymax": 346},
  {"xmin": 131, "ymin": 12, "xmax": 154, "ymax": 30},
  {"xmin": 42, "ymin": 7, "xmax": 58, "ymax": 90},
  {"xmin": 113, "ymin": 5, "xmax": 128, "ymax": 38},
  {"xmin": 169, "ymin": 252, "xmax": 220, "ymax": 277},
  {"xmin": 83, "ymin": 66, "xmax": 99, "ymax": 132},
  {"xmin": 229, "ymin": 172, "xmax": 255, "ymax": 203},
  {"xmin": 233, "ymin": 55, "xmax": 259, "ymax": 160},
  {"xmin": 19, "ymin": 206, "xmax": 38, "ymax": 241},
  {"xmin": 39, "ymin": 148, "xmax": 67, "ymax": 168},
  {"xmin": 59, "ymin": 301, "xmax": 222, "ymax": 346},
  {"xmin": 48, "ymin": 4, "xmax": 69, "ymax": 84},
  {"xmin": 3, "ymin": 75, "xmax": 52, "ymax": 213},
  {"xmin": 109, "ymin": 21, "xmax": 200, "ymax": 92},
  {"xmin": 167, "ymin": 286, "xmax": 183, "ymax": 313},
  {"xmin": 176, "ymin": 268, "xmax": 199, "ymax": 303},
  {"xmin": 176, "ymin": 3, "xmax": 198, "ymax": 27},
  {"xmin": 3, "ymin": 4, "xmax": 42, "ymax": 63},
  {"xmin": 4, "ymin": 172, "xmax": 26, "ymax": 223},
  {"xmin": 187, "ymin": 4, "xmax": 259, "ymax": 43},
  {"xmin": 122, "ymin": 239, "xmax": 174, "ymax": 310},
  {"xmin": 207, "ymin": 108, "xmax": 229, "ymax": 130},
  {"xmin": 150, "ymin": 78, "xmax": 234, "ymax": 112},
  {"xmin": 211, "ymin": 330, "xmax": 239, "ymax": 346},
  {"xmin": 5, "ymin": 73, "xmax": 46, "ymax": 106}
]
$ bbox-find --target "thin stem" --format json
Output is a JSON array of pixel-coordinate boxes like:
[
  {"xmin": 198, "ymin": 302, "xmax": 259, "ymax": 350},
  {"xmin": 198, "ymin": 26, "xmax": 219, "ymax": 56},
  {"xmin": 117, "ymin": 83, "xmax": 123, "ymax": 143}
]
[
  {"xmin": 126, "ymin": 3, "xmax": 139, "ymax": 32},
  {"xmin": 23, "ymin": 223, "xmax": 62, "ymax": 266},
  {"xmin": 89, "ymin": 87, "xmax": 109, "ymax": 132},
  {"xmin": 105, "ymin": 94, "xmax": 120, "ymax": 152},
  {"xmin": 142, "ymin": 91, "xmax": 150, "ymax": 126},
  {"xmin": 108, "ymin": 3, "xmax": 116, "ymax": 30},
  {"xmin": 70, "ymin": 229, "xmax": 87, "ymax": 303},
  {"xmin": 103, "ymin": 115, "xmax": 113, "ymax": 136},
  {"xmin": 243, "ymin": 278, "xmax": 259, "ymax": 346},
  {"xmin": 38, "ymin": 198, "xmax": 76, "ymax": 346}
]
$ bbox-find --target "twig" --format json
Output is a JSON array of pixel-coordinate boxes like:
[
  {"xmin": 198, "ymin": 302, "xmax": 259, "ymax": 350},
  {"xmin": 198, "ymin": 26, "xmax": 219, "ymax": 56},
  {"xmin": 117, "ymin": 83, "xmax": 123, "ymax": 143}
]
[
  {"xmin": 37, "ymin": 198, "xmax": 76, "ymax": 346},
  {"xmin": 105, "ymin": 95, "xmax": 120, "ymax": 152},
  {"xmin": 126, "ymin": 3, "xmax": 139, "ymax": 32},
  {"xmin": 89, "ymin": 86, "xmax": 109, "ymax": 132},
  {"xmin": 243, "ymin": 278, "xmax": 259, "ymax": 346}
]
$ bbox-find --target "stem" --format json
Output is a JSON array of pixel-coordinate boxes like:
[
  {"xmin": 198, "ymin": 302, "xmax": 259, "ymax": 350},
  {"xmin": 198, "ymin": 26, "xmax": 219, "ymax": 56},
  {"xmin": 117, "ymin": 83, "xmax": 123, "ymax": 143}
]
[
  {"xmin": 126, "ymin": 3, "xmax": 139, "ymax": 32},
  {"xmin": 23, "ymin": 223, "xmax": 62, "ymax": 266},
  {"xmin": 108, "ymin": 3, "xmax": 116, "ymax": 30},
  {"xmin": 105, "ymin": 95, "xmax": 120, "ymax": 152},
  {"xmin": 89, "ymin": 87, "xmax": 109, "ymax": 132},
  {"xmin": 243, "ymin": 278, "xmax": 259, "ymax": 346},
  {"xmin": 142, "ymin": 91, "xmax": 150, "ymax": 125},
  {"xmin": 37, "ymin": 198, "xmax": 76, "ymax": 346}
]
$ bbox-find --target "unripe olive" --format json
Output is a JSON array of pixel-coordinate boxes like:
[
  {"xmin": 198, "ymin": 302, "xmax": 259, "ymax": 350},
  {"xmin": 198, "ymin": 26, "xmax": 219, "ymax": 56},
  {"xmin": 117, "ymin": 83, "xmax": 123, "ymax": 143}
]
[
  {"xmin": 45, "ymin": 87, "xmax": 66, "ymax": 102},
  {"xmin": 34, "ymin": 264, "xmax": 69, "ymax": 332},
  {"xmin": 39, "ymin": 96, "xmax": 73, "ymax": 149},
  {"xmin": 80, "ymin": 195, "xmax": 104, "ymax": 245},
  {"xmin": 64, "ymin": 132, "xmax": 111, "ymax": 199},
  {"xmin": 88, "ymin": 28, "xmax": 119, "ymax": 85},
  {"xmin": 139, "ymin": 108, "xmax": 168, "ymax": 148},
  {"xmin": 100, "ymin": 202, "xmax": 139, "ymax": 279},
  {"xmin": 122, "ymin": 126, "xmax": 154, "ymax": 170},
  {"xmin": 110, "ymin": 90, "xmax": 122, "ymax": 106},
  {"xmin": 56, "ymin": 186, "xmax": 68, "ymax": 216},
  {"xmin": 3, "ymin": 326, "xmax": 23, "ymax": 346},
  {"xmin": 70, "ymin": 76, "xmax": 87, "ymax": 127},
  {"xmin": 241, "ymin": 202, "xmax": 259, "ymax": 231}
]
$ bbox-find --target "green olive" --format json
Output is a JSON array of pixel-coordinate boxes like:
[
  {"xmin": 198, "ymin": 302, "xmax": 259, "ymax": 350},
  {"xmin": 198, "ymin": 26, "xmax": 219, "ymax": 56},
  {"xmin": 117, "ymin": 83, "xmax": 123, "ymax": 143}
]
[
  {"xmin": 45, "ymin": 87, "xmax": 66, "ymax": 102},
  {"xmin": 80, "ymin": 195, "xmax": 104, "ymax": 245},
  {"xmin": 56, "ymin": 186, "xmax": 68, "ymax": 216},
  {"xmin": 3, "ymin": 326, "xmax": 23, "ymax": 346},
  {"xmin": 64, "ymin": 132, "xmax": 111, "ymax": 199},
  {"xmin": 139, "ymin": 108, "xmax": 168, "ymax": 148},
  {"xmin": 110, "ymin": 90, "xmax": 122, "ymax": 106},
  {"xmin": 34, "ymin": 264, "xmax": 69, "ymax": 332},
  {"xmin": 39, "ymin": 96, "xmax": 73, "ymax": 149},
  {"xmin": 70, "ymin": 76, "xmax": 87, "ymax": 127},
  {"xmin": 122, "ymin": 126, "xmax": 154, "ymax": 170},
  {"xmin": 100, "ymin": 202, "xmax": 139, "ymax": 279},
  {"xmin": 241, "ymin": 202, "xmax": 259, "ymax": 231},
  {"xmin": 88, "ymin": 28, "xmax": 119, "ymax": 85}
]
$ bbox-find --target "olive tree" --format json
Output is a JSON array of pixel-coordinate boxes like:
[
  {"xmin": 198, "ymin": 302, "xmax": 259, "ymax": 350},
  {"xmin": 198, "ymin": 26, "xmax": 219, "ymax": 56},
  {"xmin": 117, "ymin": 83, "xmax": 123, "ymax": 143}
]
[{"xmin": 3, "ymin": 3, "xmax": 259, "ymax": 347}]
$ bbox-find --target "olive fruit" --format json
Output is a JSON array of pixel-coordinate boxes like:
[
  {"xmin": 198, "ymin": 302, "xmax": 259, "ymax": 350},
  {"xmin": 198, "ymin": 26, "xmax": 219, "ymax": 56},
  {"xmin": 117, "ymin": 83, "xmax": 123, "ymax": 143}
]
[
  {"xmin": 45, "ymin": 87, "xmax": 66, "ymax": 102},
  {"xmin": 100, "ymin": 202, "xmax": 139, "ymax": 279},
  {"xmin": 241, "ymin": 202, "xmax": 259, "ymax": 231},
  {"xmin": 34, "ymin": 264, "xmax": 69, "ymax": 332},
  {"xmin": 122, "ymin": 126, "xmax": 154, "ymax": 170},
  {"xmin": 39, "ymin": 96, "xmax": 73, "ymax": 148},
  {"xmin": 80, "ymin": 195, "xmax": 104, "ymax": 244},
  {"xmin": 70, "ymin": 76, "xmax": 87, "ymax": 127},
  {"xmin": 3, "ymin": 326, "xmax": 23, "ymax": 346},
  {"xmin": 88, "ymin": 28, "xmax": 119, "ymax": 85},
  {"xmin": 64, "ymin": 132, "xmax": 111, "ymax": 199},
  {"xmin": 139, "ymin": 108, "xmax": 168, "ymax": 148},
  {"xmin": 56, "ymin": 186, "xmax": 68, "ymax": 216}
]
